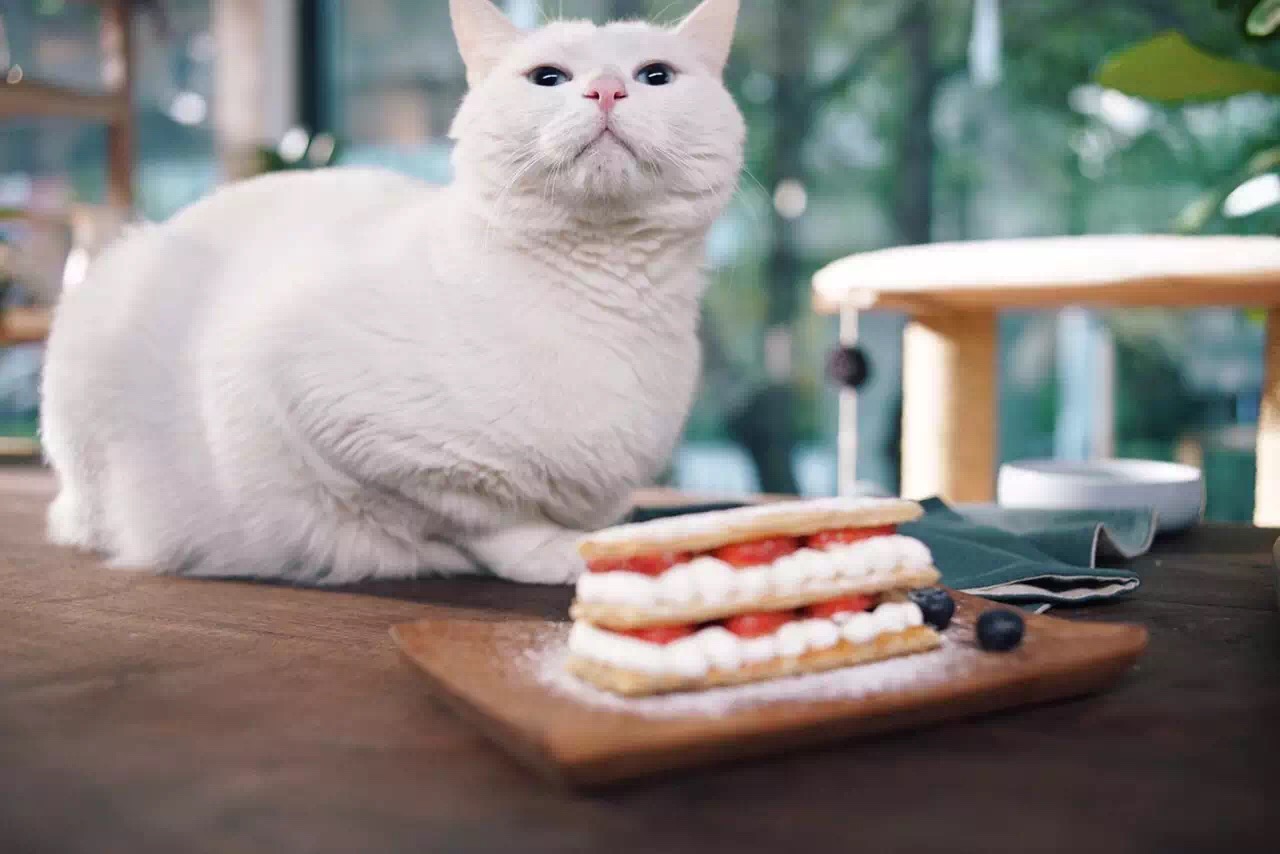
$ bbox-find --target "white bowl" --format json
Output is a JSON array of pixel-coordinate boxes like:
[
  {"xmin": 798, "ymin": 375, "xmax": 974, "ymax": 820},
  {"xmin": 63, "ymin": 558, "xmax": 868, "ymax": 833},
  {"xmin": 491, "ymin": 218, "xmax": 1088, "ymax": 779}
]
[{"xmin": 996, "ymin": 458, "xmax": 1205, "ymax": 533}]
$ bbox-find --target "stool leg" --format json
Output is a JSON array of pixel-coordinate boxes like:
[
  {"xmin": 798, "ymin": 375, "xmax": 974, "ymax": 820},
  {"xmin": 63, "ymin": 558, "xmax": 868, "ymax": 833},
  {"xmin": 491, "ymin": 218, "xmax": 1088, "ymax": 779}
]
[
  {"xmin": 902, "ymin": 309, "xmax": 998, "ymax": 503},
  {"xmin": 1256, "ymin": 308, "xmax": 1280, "ymax": 526}
]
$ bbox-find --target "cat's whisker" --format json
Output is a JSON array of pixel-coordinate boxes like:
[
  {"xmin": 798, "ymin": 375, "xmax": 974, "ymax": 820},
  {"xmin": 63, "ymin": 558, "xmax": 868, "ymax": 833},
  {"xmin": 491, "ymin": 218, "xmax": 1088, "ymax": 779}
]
[
  {"xmin": 651, "ymin": 2, "xmax": 684, "ymax": 27},
  {"xmin": 643, "ymin": 137, "xmax": 765, "ymax": 298},
  {"xmin": 476, "ymin": 134, "xmax": 547, "ymax": 249},
  {"xmin": 482, "ymin": 154, "xmax": 546, "ymax": 254},
  {"xmin": 539, "ymin": 151, "xmax": 565, "ymax": 211}
]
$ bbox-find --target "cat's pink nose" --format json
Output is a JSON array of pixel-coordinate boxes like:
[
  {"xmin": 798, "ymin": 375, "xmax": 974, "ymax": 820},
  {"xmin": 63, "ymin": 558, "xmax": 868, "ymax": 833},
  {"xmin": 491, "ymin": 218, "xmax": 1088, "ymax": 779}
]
[{"xmin": 583, "ymin": 74, "xmax": 628, "ymax": 113}]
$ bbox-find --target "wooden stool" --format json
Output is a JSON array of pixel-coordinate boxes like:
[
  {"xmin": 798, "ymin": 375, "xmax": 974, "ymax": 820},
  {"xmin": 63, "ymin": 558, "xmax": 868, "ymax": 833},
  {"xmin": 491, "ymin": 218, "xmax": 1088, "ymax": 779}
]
[{"xmin": 812, "ymin": 235, "xmax": 1280, "ymax": 526}]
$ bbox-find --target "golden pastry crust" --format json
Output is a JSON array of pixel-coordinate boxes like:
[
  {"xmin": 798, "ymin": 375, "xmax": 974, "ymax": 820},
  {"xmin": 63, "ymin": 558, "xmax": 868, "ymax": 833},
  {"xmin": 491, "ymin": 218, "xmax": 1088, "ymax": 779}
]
[
  {"xmin": 578, "ymin": 498, "xmax": 923, "ymax": 561},
  {"xmin": 569, "ymin": 566, "xmax": 941, "ymax": 630},
  {"xmin": 566, "ymin": 624, "xmax": 942, "ymax": 697}
]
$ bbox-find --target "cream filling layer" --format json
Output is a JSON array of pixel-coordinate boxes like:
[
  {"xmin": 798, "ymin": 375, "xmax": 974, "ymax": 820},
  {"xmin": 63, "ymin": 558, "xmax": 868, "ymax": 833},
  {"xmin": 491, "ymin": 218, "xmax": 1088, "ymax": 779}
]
[
  {"xmin": 575, "ymin": 535, "xmax": 933, "ymax": 608},
  {"xmin": 568, "ymin": 601, "xmax": 926, "ymax": 677}
]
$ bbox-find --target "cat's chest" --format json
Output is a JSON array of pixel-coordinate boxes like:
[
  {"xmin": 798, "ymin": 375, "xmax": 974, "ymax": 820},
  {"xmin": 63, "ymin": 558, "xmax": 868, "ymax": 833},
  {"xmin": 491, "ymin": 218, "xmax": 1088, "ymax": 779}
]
[
  {"xmin": 488, "ymin": 305, "xmax": 698, "ymax": 470},
  {"xmin": 515, "ymin": 315, "xmax": 696, "ymax": 428},
  {"xmin": 379, "ymin": 220, "xmax": 701, "ymax": 477},
  {"xmin": 465, "ymin": 240, "xmax": 699, "ymax": 410}
]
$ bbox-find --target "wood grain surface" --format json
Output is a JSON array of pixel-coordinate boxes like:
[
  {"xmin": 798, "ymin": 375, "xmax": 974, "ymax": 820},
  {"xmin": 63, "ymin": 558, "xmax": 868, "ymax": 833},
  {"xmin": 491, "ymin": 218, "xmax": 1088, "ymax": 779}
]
[{"xmin": 1, "ymin": 467, "xmax": 1278, "ymax": 853}]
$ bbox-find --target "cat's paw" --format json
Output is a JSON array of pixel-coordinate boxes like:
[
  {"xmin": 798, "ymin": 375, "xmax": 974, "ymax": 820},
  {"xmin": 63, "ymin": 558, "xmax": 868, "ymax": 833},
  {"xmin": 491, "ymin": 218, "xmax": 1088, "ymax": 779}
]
[
  {"xmin": 492, "ymin": 546, "xmax": 586, "ymax": 585},
  {"xmin": 470, "ymin": 523, "xmax": 587, "ymax": 586},
  {"xmin": 47, "ymin": 490, "xmax": 106, "ymax": 552}
]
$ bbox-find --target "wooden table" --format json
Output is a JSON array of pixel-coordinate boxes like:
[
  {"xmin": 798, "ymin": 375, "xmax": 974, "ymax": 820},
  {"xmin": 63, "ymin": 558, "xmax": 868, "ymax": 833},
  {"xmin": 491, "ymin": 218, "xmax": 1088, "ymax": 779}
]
[
  {"xmin": 2, "ymin": 467, "xmax": 1277, "ymax": 853},
  {"xmin": 812, "ymin": 235, "xmax": 1280, "ymax": 525},
  {"xmin": 0, "ymin": 306, "xmax": 52, "ymax": 347}
]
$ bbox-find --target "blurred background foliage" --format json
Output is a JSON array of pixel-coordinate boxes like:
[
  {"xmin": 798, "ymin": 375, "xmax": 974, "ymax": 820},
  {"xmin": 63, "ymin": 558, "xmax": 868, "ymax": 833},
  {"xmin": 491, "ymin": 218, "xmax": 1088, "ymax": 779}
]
[{"xmin": 1, "ymin": 0, "xmax": 1278, "ymax": 519}]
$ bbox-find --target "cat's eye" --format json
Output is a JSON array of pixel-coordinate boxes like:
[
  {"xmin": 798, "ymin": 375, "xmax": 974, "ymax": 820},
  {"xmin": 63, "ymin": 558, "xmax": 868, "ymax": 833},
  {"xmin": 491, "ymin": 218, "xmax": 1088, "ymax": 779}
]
[
  {"xmin": 528, "ymin": 65, "xmax": 572, "ymax": 87},
  {"xmin": 635, "ymin": 62, "xmax": 675, "ymax": 86}
]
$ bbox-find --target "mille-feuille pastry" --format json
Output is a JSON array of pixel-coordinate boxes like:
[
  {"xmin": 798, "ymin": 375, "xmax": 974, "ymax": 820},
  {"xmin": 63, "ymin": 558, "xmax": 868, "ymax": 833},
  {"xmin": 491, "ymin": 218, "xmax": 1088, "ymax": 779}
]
[{"xmin": 565, "ymin": 497, "xmax": 945, "ymax": 696}]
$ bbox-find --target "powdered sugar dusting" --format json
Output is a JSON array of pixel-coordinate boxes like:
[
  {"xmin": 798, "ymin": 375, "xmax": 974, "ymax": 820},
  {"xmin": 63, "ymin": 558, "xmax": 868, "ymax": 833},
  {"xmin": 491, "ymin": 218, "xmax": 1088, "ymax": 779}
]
[
  {"xmin": 524, "ymin": 625, "xmax": 980, "ymax": 718},
  {"xmin": 580, "ymin": 496, "xmax": 920, "ymax": 547}
]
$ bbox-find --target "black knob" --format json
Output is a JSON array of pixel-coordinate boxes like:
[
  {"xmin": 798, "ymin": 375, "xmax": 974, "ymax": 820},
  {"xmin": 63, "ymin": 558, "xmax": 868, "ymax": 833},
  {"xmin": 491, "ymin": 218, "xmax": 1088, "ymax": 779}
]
[{"xmin": 826, "ymin": 345, "xmax": 870, "ymax": 389}]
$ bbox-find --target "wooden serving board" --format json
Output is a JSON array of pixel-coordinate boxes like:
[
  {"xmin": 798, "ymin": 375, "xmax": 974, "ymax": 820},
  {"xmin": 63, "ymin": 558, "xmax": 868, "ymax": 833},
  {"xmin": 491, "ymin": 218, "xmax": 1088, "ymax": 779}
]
[{"xmin": 391, "ymin": 592, "xmax": 1146, "ymax": 789}]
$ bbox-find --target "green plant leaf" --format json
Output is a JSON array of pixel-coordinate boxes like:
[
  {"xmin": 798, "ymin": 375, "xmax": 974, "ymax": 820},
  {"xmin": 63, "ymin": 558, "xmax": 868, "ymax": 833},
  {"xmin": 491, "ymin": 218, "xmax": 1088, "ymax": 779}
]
[
  {"xmin": 1174, "ymin": 192, "xmax": 1223, "ymax": 233},
  {"xmin": 1096, "ymin": 31, "xmax": 1280, "ymax": 101},
  {"xmin": 1246, "ymin": 145, "xmax": 1280, "ymax": 175},
  {"xmin": 1247, "ymin": 0, "xmax": 1280, "ymax": 36},
  {"xmin": 1174, "ymin": 142, "xmax": 1280, "ymax": 231}
]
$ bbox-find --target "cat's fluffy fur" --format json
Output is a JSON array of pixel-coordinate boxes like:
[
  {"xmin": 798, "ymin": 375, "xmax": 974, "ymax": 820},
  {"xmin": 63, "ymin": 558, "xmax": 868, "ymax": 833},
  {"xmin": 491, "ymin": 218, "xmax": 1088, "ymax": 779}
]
[{"xmin": 39, "ymin": 0, "xmax": 744, "ymax": 584}]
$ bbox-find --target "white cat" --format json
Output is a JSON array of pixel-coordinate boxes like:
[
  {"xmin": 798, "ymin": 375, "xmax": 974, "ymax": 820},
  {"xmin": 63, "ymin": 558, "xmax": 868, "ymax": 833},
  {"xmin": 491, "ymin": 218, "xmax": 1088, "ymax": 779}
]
[{"xmin": 39, "ymin": 0, "xmax": 745, "ymax": 584}]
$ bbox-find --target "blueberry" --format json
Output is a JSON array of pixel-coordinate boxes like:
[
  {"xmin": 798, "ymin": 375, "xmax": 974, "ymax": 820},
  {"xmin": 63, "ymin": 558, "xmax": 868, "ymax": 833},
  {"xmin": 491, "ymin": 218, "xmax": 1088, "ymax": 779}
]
[
  {"xmin": 909, "ymin": 587, "xmax": 955, "ymax": 630},
  {"xmin": 976, "ymin": 609, "xmax": 1025, "ymax": 651}
]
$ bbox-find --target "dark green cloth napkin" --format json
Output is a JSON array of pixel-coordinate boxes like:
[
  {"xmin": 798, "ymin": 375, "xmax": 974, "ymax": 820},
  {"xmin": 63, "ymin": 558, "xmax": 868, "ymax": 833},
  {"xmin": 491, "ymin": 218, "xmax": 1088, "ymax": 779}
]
[
  {"xmin": 627, "ymin": 502, "xmax": 747, "ymax": 525},
  {"xmin": 900, "ymin": 498, "xmax": 1142, "ymax": 605},
  {"xmin": 629, "ymin": 497, "xmax": 1147, "ymax": 607},
  {"xmin": 954, "ymin": 504, "xmax": 1156, "ymax": 562}
]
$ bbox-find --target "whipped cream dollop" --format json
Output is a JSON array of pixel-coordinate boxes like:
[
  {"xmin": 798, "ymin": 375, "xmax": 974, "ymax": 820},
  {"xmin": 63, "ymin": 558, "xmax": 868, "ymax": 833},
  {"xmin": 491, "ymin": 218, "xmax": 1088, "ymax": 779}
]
[
  {"xmin": 568, "ymin": 601, "xmax": 925, "ymax": 677},
  {"xmin": 575, "ymin": 535, "xmax": 933, "ymax": 608}
]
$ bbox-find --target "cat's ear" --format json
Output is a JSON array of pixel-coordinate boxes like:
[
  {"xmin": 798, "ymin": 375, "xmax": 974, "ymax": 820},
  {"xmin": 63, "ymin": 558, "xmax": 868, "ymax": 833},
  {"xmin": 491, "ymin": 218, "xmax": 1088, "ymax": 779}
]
[
  {"xmin": 451, "ymin": 0, "xmax": 521, "ymax": 87},
  {"xmin": 675, "ymin": 0, "xmax": 739, "ymax": 75}
]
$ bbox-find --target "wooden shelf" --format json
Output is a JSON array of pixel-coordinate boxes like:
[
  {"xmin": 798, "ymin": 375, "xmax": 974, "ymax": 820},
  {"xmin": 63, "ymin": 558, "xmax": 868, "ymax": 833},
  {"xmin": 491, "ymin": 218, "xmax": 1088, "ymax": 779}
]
[
  {"xmin": 0, "ymin": 0, "xmax": 136, "ymax": 210},
  {"xmin": 0, "ymin": 208, "xmax": 71, "ymax": 229},
  {"xmin": 0, "ymin": 307, "xmax": 52, "ymax": 347},
  {"xmin": 0, "ymin": 0, "xmax": 135, "ymax": 352},
  {"xmin": 0, "ymin": 437, "xmax": 40, "ymax": 461},
  {"xmin": 0, "ymin": 80, "xmax": 128, "ymax": 123}
]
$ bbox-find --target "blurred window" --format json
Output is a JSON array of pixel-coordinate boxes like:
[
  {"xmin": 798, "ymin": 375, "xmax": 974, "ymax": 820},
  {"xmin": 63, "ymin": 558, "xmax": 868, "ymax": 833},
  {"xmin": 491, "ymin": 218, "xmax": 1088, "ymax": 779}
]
[
  {"xmin": 0, "ymin": 1, "xmax": 216, "ymax": 437},
  {"xmin": 312, "ymin": 0, "xmax": 1280, "ymax": 519}
]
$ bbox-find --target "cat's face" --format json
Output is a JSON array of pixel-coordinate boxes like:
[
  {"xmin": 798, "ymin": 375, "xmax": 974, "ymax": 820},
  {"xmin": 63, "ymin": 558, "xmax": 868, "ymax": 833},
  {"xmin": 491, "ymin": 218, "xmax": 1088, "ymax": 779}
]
[{"xmin": 449, "ymin": 0, "xmax": 744, "ymax": 222}]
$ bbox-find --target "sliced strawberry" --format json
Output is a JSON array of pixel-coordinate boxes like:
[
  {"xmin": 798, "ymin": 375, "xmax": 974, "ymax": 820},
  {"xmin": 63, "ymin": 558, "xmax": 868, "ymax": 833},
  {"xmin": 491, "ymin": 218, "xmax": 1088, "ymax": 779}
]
[
  {"xmin": 711, "ymin": 536, "xmax": 800, "ymax": 568},
  {"xmin": 722, "ymin": 611, "xmax": 794, "ymax": 638},
  {"xmin": 804, "ymin": 594, "xmax": 876, "ymax": 619},
  {"xmin": 587, "ymin": 551, "xmax": 692, "ymax": 575},
  {"xmin": 618, "ymin": 625, "xmax": 694, "ymax": 644},
  {"xmin": 806, "ymin": 525, "xmax": 897, "ymax": 549}
]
